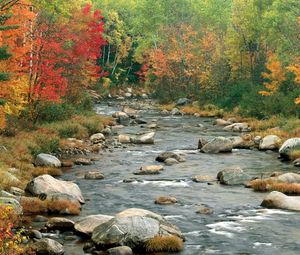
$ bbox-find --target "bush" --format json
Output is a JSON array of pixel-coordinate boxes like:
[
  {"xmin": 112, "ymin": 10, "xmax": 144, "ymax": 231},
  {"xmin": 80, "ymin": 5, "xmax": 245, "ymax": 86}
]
[{"xmin": 28, "ymin": 131, "xmax": 59, "ymax": 157}]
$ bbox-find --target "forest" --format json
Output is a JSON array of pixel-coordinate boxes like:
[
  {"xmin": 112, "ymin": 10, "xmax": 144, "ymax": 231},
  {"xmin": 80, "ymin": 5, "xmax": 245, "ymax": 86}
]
[{"xmin": 0, "ymin": 0, "xmax": 300, "ymax": 255}]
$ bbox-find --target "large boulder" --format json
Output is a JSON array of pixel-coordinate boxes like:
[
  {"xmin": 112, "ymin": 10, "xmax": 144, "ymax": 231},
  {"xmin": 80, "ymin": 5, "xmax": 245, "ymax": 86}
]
[
  {"xmin": 261, "ymin": 191, "xmax": 300, "ymax": 211},
  {"xmin": 132, "ymin": 132, "xmax": 155, "ymax": 144},
  {"xmin": 217, "ymin": 167, "xmax": 251, "ymax": 185},
  {"xmin": 223, "ymin": 123, "xmax": 251, "ymax": 132},
  {"xmin": 92, "ymin": 208, "xmax": 183, "ymax": 250},
  {"xmin": 279, "ymin": 138, "xmax": 300, "ymax": 160},
  {"xmin": 35, "ymin": 153, "xmax": 61, "ymax": 168},
  {"xmin": 75, "ymin": 215, "xmax": 113, "ymax": 236},
  {"xmin": 200, "ymin": 137, "xmax": 233, "ymax": 153},
  {"xmin": 90, "ymin": 133, "xmax": 105, "ymax": 144},
  {"xmin": 259, "ymin": 135, "xmax": 281, "ymax": 150},
  {"xmin": 26, "ymin": 174, "xmax": 84, "ymax": 203},
  {"xmin": 0, "ymin": 197, "xmax": 22, "ymax": 214},
  {"xmin": 31, "ymin": 238, "xmax": 64, "ymax": 255}
]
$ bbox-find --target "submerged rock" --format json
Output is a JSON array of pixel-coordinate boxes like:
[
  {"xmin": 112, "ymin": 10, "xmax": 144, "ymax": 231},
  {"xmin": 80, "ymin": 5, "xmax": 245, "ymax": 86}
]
[
  {"xmin": 261, "ymin": 191, "xmax": 300, "ymax": 211},
  {"xmin": 156, "ymin": 152, "xmax": 182, "ymax": 162}
]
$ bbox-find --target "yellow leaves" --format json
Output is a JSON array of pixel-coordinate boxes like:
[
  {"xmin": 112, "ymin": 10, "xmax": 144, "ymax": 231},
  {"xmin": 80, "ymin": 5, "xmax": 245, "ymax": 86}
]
[
  {"xmin": 0, "ymin": 106, "xmax": 6, "ymax": 130},
  {"xmin": 259, "ymin": 53, "xmax": 286, "ymax": 96},
  {"xmin": 287, "ymin": 61, "xmax": 300, "ymax": 104}
]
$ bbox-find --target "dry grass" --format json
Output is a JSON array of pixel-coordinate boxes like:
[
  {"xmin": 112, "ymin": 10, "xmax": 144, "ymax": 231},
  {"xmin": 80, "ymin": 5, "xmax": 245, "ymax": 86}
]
[
  {"xmin": 180, "ymin": 104, "xmax": 223, "ymax": 117},
  {"xmin": 160, "ymin": 103, "xmax": 176, "ymax": 111},
  {"xmin": 289, "ymin": 150, "xmax": 300, "ymax": 161},
  {"xmin": 145, "ymin": 235, "xmax": 184, "ymax": 253},
  {"xmin": 32, "ymin": 167, "xmax": 63, "ymax": 177},
  {"xmin": 20, "ymin": 197, "xmax": 80, "ymax": 215},
  {"xmin": 249, "ymin": 179, "xmax": 300, "ymax": 195},
  {"xmin": 249, "ymin": 179, "xmax": 275, "ymax": 191}
]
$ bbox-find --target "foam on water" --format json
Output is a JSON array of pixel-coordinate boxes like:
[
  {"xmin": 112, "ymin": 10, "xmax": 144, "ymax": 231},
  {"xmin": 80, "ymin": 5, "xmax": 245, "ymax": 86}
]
[{"xmin": 133, "ymin": 180, "xmax": 190, "ymax": 187}]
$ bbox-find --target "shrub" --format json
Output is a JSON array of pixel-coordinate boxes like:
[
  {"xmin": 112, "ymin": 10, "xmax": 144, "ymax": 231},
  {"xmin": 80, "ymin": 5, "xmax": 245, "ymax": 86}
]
[{"xmin": 145, "ymin": 235, "xmax": 184, "ymax": 253}]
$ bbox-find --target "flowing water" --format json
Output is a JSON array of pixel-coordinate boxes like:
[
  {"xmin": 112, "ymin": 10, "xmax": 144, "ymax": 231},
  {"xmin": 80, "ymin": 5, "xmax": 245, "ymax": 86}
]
[{"xmin": 61, "ymin": 100, "xmax": 299, "ymax": 255}]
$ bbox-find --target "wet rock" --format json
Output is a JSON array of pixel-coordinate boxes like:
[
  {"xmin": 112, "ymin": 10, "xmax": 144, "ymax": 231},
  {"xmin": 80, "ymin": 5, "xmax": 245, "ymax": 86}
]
[
  {"xmin": 155, "ymin": 196, "xmax": 177, "ymax": 205},
  {"xmin": 136, "ymin": 118, "xmax": 147, "ymax": 124},
  {"xmin": 33, "ymin": 215, "xmax": 48, "ymax": 222},
  {"xmin": 29, "ymin": 229, "xmax": 43, "ymax": 239},
  {"xmin": 200, "ymin": 137, "xmax": 233, "ymax": 153},
  {"xmin": 123, "ymin": 106, "xmax": 138, "ymax": 117},
  {"xmin": 213, "ymin": 118, "xmax": 231, "ymax": 126},
  {"xmin": 9, "ymin": 187, "xmax": 24, "ymax": 196},
  {"xmin": 75, "ymin": 215, "xmax": 113, "ymax": 236},
  {"xmin": 217, "ymin": 167, "xmax": 251, "ymax": 185},
  {"xmin": 90, "ymin": 133, "xmax": 105, "ymax": 144},
  {"xmin": 0, "ymin": 197, "xmax": 22, "ymax": 214},
  {"xmin": 118, "ymin": 134, "xmax": 131, "ymax": 144},
  {"xmin": 132, "ymin": 132, "xmax": 155, "ymax": 144},
  {"xmin": 196, "ymin": 205, "xmax": 213, "ymax": 215},
  {"xmin": 74, "ymin": 158, "xmax": 92, "ymax": 165},
  {"xmin": 35, "ymin": 153, "xmax": 61, "ymax": 168},
  {"xmin": 26, "ymin": 174, "xmax": 84, "ymax": 203},
  {"xmin": 261, "ymin": 191, "xmax": 300, "ymax": 211},
  {"xmin": 156, "ymin": 152, "xmax": 182, "ymax": 162},
  {"xmin": 164, "ymin": 158, "xmax": 179, "ymax": 166},
  {"xmin": 45, "ymin": 217, "xmax": 75, "ymax": 231},
  {"xmin": 294, "ymin": 158, "xmax": 300, "ymax": 167},
  {"xmin": 107, "ymin": 246, "xmax": 133, "ymax": 255},
  {"xmin": 223, "ymin": 123, "xmax": 251, "ymax": 132},
  {"xmin": 31, "ymin": 238, "xmax": 64, "ymax": 255},
  {"xmin": 148, "ymin": 123, "xmax": 157, "ymax": 129},
  {"xmin": 134, "ymin": 165, "xmax": 164, "ymax": 175},
  {"xmin": 123, "ymin": 178, "xmax": 137, "ymax": 183},
  {"xmin": 92, "ymin": 208, "xmax": 183, "ymax": 251},
  {"xmin": 259, "ymin": 135, "xmax": 281, "ymax": 150},
  {"xmin": 171, "ymin": 108, "xmax": 181, "ymax": 115},
  {"xmin": 198, "ymin": 138, "xmax": 208, "ymax": 149},
  {"xmin": 279, "ymin": 138, "xmax": 300, "ymax": 160},
  {"xmin": 84, "ymin": 171, "xmax": 104, "ymax": 180},
  {"xmin": 176, "ymin": 98, "xmax": 190, "ymax": 106},
  {"xmin": 192, "ymin": 175, "xmax": 217, "ymax": 183}
]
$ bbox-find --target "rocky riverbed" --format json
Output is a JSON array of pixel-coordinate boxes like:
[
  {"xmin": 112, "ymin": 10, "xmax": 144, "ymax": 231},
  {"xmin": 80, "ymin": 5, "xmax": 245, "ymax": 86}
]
[{"xmin": 22, "ymin": 99, "xmax": 300, "ymax": 254}]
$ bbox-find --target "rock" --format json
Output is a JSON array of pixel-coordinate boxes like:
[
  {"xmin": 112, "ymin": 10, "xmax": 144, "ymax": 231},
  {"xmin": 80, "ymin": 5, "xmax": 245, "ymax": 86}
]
[
  {"xmin": 136, "ymin": 118, "xmax": 147, "ymax": 124},
  {"xmin": 0, "ymin": 197, "xmax": 22, "ymax": 214},
  {"xmin": 112, "ymin": 111, "xmax": 129, "ymax": 118},
  {"xmin": 213, "ymin": 118, "xmax": 231, "ymax": 126},
  {"xmin": 75, "ymin": 214, "xmax": 113, "ymax": 236},
  {"xmin": 123, "ymin": 106, "xmax": 137, "ymax": 117},
  {"xmin": 148, "ymin": 123, "xmax": 157, "ymax": 129},
  {"xmin": 0, "ymin": 190, "xmax": 16, "ymax": 198},
  {"xmin": 171, "ymin": 108, "xmax": 181, "ymax": 115},
  {"xmin": 253, "ymin": 136, "xmax": 262, "ymax": 145},
  {"xmin": 92, "ymin": 208, "xmax": 183, "ymax": 250},
  {"xmin": 102, "ymin": 127, "xmax": 112, "ymax": 136},
  {"xmin": 261, "ymin": 191, "xmax": 300, "ymax": 211},
  {"xmin": 156, "ymin": 152, "xmax": 182, "ymax": 162},
  {"xmin": 192, "ymin": 175, "xmax": 217, "ymax": 183},
  {"xmin": 118, "ymin": 134, "xmax": 131, "ymax": 144},
  {"xmin": 176, "ymin": 98, "xmax": 190, "ymax": 106},
  {"xmin": 198, "ymin": 138, "xmax": 208, "ymax": 149},
  {"xmin": 229, "ymin": 136, "xmax": 253, "ymax": 149},
  {"xmin": 31, "ymin": 238, "xmax": 64, "ymax": 255},
  {"xmin": 45, "ymin": 217, "xmax": 75, "ymax": 231},
  {"xmin": 112, "ymin": 112, "xmax": 130, "ymax": 126},
  {"xmin": 123, "ymin": 178, "xmax": 137, "ymax": 183},
  {"xmin": 155, "ymin": 196, "xmax": 177, "ymax": 205},
  {"xmin": 164, "ymin": 158, "xmax": 179, "ymax": 166},
  {"xmin": 132, "ymin": 132, "xmax": 155, "ymax": 144},
  {"xmin": 279, "ymin": 138, "xmax": 300, "ymax": 160},
  {"xmin": 74, "ymin": 158, "xmax": 92, "ymax": 165},
  {"xmin": 84, "ymin": 171, "xmax": 104, "ymax": 180},
  {"xmin": 107, "ymin": 246, "xmax": 133, "ymax": 255},
  {"xmin": 26, "ymin": 174, "xmax": 84, "ymax": 203},
  {"xmin": 227, "ymin": 117, "xmax": 237, "ymax": 124},
  {"xmin": 29, "ymin": 229, "xmax": 43, "ymax": 239},
  {"xmin": 294, "ymin": 158, "xmax": 300, "ymax": 167},
  {"xmin": 134, "ymin": 165, "xmax": 164, "ymax": 175},
  {"xmin": 277, "ymin": 173, "xmax": 300, "ymax": 183},
  {"xmin": 141, "ymin": 93, "xmax": 148, "ymax": 99},
  {"xmin": 217, "ymin": 167, "xmax": 251, "ymax": 185},
  {"xmin": 196, "ymin": 205, "xmax": 213, "ymax": 215},
  {"xmin": 259, "ymin": 135, "xmax": 282, "ymax": 150},
  {"xmin": 270, "ymin": 171, "xmax": 283, "ymax": 177},
  {"xmin": 161, "ymin": 109, "xmax": 169, "ymax": 115},
  {"xmin": 33, "ymin": 215, "xmax": 48, "ymax": 222},
  {"xmin": 125, "ymin": 92, "xmax": 132, "ymax": 98},
  {"xmin": 90, "ymin": 133, "xmax": 105, "ymax": 144},
  {"xmin": 200, "ymin": 137, "xmax": 233, "ymax": 153},
  {"xmin": 61, "ymin": 160, "xmax": 74, "ymax": 168},
  {"xmin": 9, "ymin": 187, "xmax": 24, "ymax": 196},
  {"xmin": 223, "ymin": 123, "xmax": 251, "ymax": 132},
  {"xmin": 35, "ymin": 153, "xmax": 61, "ymax": 168}
]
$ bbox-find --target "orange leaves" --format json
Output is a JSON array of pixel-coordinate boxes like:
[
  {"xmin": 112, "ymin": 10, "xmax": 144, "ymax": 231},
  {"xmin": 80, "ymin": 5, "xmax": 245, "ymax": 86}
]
[
  {"xmin": 287, "ymin": 59, "xmax": 300, "ymax": 104},
  {"xmin": 259, "ymin": 53, "xmax": 286, "ymax": 96},
  {"xmin": 0, "ymin": 106, "xmax": 6, "ymax": 129}
]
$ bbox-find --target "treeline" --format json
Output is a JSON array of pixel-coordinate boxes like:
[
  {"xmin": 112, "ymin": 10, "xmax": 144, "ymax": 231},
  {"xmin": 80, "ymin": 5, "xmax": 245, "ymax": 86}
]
[{"xmin": 94, "ymin": 0, "xmax": 300, "ymax": 118}]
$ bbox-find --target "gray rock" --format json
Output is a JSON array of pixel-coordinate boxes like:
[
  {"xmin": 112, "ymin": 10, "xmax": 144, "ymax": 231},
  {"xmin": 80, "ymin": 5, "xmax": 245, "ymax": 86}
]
[
  {"xmin": 217, "ymin": 167, "xmax": 251, "ymax": 185},
  {"xmin": 136, "ymin": 118, "xmax": 147, "ymax": 124},
  {"xmin": 223, "ymin": 123, "xmax": 251, "ymax": 132},
  {"xmin": 171, "ymin": 108, "xmax": 181, "ymax": 115},
  {"xmin": 46, "ymin": 217, "xmax": 75, "ymax": 231},
  {"xmin": 102, "ymin": 127, "xmax": 112, "ymax": 136},
  {"xmin": 92, "ymin": 208, "xmax": 183, "ymax": 250},
  {"xmin": 132, "ymin": 132, "xmax": 155, "ymax": 144},
  {"xmin": 261, "ymin": 191, "xmax": 300, "ymax": 211},
  {"xmin": 84, "ymin": 171, "xmax": 104, "ymax": 180},
  {"xmin": 0, "ymin": 190, "xmax": 16, "ymax": 198},
  {"xmin": 198, "ymin": 138, "xmax": 208, "ymax": 149},
  {"xmin": 35, "ymin": 153, "xmax": 61, "ymax": 168},
  {"xmin": 200, "ymin": 137, "xmax": 233, "ymax": 153},
  {"xmin": 0, "ymin": 197, "xmax": 22, "ymax": 214},
  {"xmin": 229, "ymin": 136, "xmax": 254, "ymax": 149},
  {"xmin": 192, "ymin": 175, "xmax": 217, "ymax": 183},
  {"xmin": 176, "ymin": 98, "xmax": 190, "ymax": 106},
  {"xmin": 26, "ymin": 174, "xmax": 84, "ymax": 203},
  {"xmin": 29, "ymin": 229, "xmax": 43, "ymax": 239},
  {"xmin": 259, "ymin": 135, "xmax": 281, "ymax": 150},
  {"xmin": 156, "ymin": 152, "xmax": 182, "ymax": 162},
  {"xmin": 74, "ymin": 158, "xmax": 92, "ymax": 165},
  {"xmin": 31, "ymin": 238, "xmax": 64, "ymax": 255},
  {"xmin": 107, "ymin": 246, "xmax": 133, "ymax": 255},
  {"xmin": 279, "ymin": 138, "xmax": 300, "ymax": 160},
  {"xmin": 90, "ymin": 133, "xmax": 105, "ymax": 144},
  {"xmin": 75, "ymin": 214, "xmax": 113, "ymax": 236},
  {"xmin": 164, "ymin": 158, "xmax": 179, "ymax": 166},
  {"xmin": 10, "ymin": 187, "xmax": 24, "ymax": 196}
]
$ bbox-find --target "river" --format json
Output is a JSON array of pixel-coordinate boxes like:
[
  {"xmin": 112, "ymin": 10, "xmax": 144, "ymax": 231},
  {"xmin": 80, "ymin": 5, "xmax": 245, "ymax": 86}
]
[{"xmin": 61, "ymin": 100, "xmax": 299, "ymax": 255}]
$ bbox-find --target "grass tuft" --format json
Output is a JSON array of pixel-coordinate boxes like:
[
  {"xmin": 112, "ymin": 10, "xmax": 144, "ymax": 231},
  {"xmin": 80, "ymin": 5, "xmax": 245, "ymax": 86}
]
[{"xmin": 145, "ymin": 235, "xmax": 184, "ymax": 253}]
